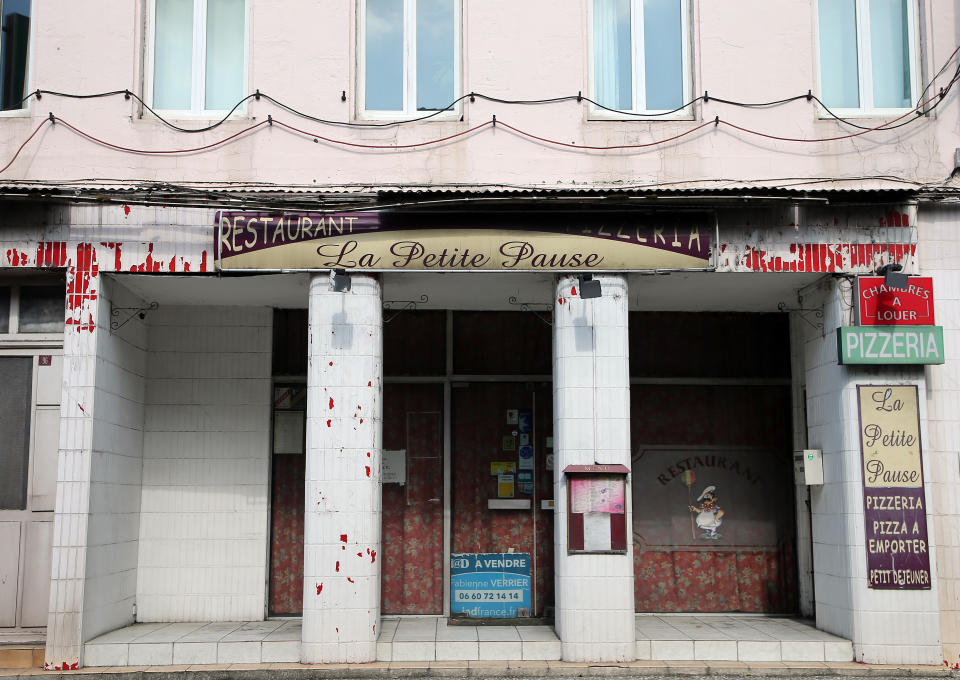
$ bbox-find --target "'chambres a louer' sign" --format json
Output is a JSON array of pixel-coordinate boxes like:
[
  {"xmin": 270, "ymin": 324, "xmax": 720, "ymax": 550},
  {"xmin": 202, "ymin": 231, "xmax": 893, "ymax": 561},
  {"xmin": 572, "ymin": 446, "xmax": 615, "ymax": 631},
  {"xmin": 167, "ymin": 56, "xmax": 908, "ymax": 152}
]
[{"xmin": 214, "ymin": 211, "xmax": 711, "ymax": 271}]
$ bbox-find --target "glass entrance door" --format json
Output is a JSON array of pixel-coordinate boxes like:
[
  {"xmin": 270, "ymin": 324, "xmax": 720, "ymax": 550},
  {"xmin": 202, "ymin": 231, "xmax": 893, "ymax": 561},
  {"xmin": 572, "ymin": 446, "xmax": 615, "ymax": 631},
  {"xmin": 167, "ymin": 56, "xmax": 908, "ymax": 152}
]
[
  {"xmin": 381, "ymin": 383, "xmax": 445, "ymax": 613},
  {"xmin": 451, "ymin": 382, "xmax": 554, "ymax": 618}
]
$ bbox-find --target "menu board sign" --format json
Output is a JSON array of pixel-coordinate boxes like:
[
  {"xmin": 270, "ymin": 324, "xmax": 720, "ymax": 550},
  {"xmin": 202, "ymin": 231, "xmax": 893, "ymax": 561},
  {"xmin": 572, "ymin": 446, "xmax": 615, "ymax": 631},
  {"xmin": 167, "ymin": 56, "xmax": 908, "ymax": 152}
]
[
  {"xmin": 857, "ymin": 385, "xmax": 931, "ymax": 589},
  {"xmin": 566, "ymin": 473, "xmax": 627, "ymax": 553}
]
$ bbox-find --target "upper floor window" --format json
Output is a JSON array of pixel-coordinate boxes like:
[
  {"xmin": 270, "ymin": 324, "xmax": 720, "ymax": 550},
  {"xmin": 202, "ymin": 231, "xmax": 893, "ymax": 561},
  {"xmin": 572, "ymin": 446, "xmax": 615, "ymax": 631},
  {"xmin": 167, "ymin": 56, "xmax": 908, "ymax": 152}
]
[
  {"xmin": 0, "ymin": 284, "xmax": 63, "ymax": 335},
  {"xmin": 358, "ymin": 0, "xmax": 460, "ymax": 119},
  {"xmin": 591, "ymin": 0, "xmax": 691, "ymax": 118},
  {"xmin": 149, "ymin": 0, "xmax": 246, "ymax": 115},
  {"xmin": 0, "ymin": 0, "xmax": 30, "ymax": 112},
  {"xmin": 817, "ymin": 0, "xmax": 918, "ymax": 114}
]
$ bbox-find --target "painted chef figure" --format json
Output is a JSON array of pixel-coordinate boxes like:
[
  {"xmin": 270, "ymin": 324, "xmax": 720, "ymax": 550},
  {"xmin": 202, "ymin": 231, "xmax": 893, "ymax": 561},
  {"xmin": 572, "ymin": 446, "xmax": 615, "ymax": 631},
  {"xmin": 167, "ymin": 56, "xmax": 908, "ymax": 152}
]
[{"xmin": 689, "ymin": 485, "xmax": 724, "ymax": 539}]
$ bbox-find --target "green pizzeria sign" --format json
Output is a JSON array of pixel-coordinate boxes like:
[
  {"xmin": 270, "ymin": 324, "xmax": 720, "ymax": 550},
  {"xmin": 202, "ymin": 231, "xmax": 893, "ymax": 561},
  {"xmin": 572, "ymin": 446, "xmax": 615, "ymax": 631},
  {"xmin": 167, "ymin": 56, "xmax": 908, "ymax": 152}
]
[{"xmin": 837, "ymin": 326, "xmax": 945, "ymax": 365}]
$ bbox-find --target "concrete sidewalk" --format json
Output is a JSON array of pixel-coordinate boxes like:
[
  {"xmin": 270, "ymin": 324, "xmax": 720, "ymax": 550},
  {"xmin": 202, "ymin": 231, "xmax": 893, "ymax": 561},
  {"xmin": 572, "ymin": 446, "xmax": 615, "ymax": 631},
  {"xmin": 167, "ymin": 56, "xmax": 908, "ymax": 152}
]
[{"xmin": 2, "ymin": 660, "xmax": 959, "ymax": 680}]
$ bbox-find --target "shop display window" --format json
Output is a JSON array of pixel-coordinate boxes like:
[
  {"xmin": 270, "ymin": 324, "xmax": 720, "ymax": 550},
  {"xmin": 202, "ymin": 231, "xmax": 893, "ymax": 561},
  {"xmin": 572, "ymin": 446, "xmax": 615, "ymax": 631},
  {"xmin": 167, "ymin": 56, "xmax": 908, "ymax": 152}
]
[
  {"xmin": 453, "ymin": 311, "xmax": 551, "ymax": 375},
  {"xmin": 629, "ymin": 312, "xmax": 790, "ymax": 379},
  {"xmin": 384, "ymin": 310, "xmax": 445, "ymax": 376}
]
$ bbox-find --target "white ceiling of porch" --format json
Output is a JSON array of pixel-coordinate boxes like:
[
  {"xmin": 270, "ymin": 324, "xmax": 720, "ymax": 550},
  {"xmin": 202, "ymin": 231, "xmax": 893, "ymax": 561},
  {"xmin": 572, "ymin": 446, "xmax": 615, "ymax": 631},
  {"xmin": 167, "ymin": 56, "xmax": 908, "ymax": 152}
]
[{"xmin": 113, "ymin": 271, "xmax": 823, "ymax": 312}]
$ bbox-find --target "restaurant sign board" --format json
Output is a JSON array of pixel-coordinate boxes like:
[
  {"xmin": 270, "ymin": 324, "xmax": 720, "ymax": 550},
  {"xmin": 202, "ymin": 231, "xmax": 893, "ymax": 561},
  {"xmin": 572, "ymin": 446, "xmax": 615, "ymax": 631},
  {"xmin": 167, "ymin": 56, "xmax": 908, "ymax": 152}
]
[
  {"xmin": 858, "ymin": 276, "xmax": 934, "ymax": 325},
  {"xmin": 215, "ymin": 211, "xmax": 711, "ymax": 271},
  {"xmin": 857, "ymin": 385, "xmax": 930, "ymax": 589},
  {"xmin": 837, "ymin": 326, "xmax": 944, "ymax": 364}
]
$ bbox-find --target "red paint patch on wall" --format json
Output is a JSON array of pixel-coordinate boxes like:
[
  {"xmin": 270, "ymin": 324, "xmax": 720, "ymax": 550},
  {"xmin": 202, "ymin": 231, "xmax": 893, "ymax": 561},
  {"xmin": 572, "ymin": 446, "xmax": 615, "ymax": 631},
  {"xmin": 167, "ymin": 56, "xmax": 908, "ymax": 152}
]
[
  {"xmin": 97, "ymin": 242, "xmax": 123, "ymax": 271},
  {"xmin": 365, "ymin": 465, "xmax": 371, "ymax": 477},
  {"xmin": 130, "ymin": 243, "xmax": 162, "ymax": 273},
  {"xmin": 123, "ymin": 204, "xmax": 131, "ymax": 216},
  {"xmin": 200, "ymin": 250, "xmax": 208, "ymax": 272},
  {"xmin": 371, "ymin": 550, "xmax": 376, "ymax": 563},
  {"xmin": 882, "ymin": 210, "xmax": 909, "ymax": 227},
  {"xmin": 6, "ymin": 248, "xmax": 28, "ymax": 266},
  {"xmin": 335, "ymin": 561, "xmax": 340, "ymax": 572},
  {"xmin": 737, "ymin": 243, "xmax": 916, "ymax": 273},
  {"xmin": 66, "ymin": 244, "xmax": 99, "ymax": 333},
  {"xmin": 37, "ymin": 242, "xmax": 68, "ymax": 267},
  {"xmin": 326, "ymin": 419, "xmax": 331, "ymax": 427},
  {"xmin": 571, "ymin": 286, "xmax": 577, "ymax": 295},
  {"xmin": 347, "ymin": 577, "xmax": 355, "ymax": 583},
  {"xmin": 340, "ymin": 534, "xmax": 348, "ymax": 542},
  {"xmin": 329, "ymin": 397, "xmax": 335, "ymax": 409},
  {"xmin": 316, "ymin": 583, "xmax": 323, "ymax": 595},
  {"xmin": 44, "ymin": 662, "xmax": 79, "ymax": 671}
]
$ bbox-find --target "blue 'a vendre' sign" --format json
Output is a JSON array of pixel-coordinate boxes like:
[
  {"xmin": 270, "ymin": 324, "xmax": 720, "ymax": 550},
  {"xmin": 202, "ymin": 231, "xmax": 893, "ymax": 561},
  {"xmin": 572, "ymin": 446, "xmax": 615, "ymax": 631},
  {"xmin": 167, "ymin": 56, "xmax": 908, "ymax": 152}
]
[{"xmin": 450, "ymin": 553, "xmax": 531, "ymax": 618}]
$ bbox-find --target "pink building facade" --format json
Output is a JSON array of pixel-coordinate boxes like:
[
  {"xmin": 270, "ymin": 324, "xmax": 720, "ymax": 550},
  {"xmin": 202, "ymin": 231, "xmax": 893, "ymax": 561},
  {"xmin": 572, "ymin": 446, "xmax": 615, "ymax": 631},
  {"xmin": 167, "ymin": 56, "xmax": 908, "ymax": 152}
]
[{"xmin": 0, "ymin": 0, "xmax": 957, "ymax": 669}]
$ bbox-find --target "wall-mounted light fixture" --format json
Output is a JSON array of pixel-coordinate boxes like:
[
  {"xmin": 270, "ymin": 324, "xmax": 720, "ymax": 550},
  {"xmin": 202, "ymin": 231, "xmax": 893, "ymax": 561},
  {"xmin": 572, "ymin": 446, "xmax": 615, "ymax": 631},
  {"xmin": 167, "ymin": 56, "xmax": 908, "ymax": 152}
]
[
  {"xmin": 876, "ymin": 263, "xmax": 909, "ymax": 290},
  {"xmin": 329, "ymin": 268, "xmax": 352, "ymax": 292},
  {"xmin": 577, "ymin": 274, "xmax": 602, "ymax": 299},
  {"xmin": 110, "ymin": 301, "xmax": 159, "ymax": 333}
]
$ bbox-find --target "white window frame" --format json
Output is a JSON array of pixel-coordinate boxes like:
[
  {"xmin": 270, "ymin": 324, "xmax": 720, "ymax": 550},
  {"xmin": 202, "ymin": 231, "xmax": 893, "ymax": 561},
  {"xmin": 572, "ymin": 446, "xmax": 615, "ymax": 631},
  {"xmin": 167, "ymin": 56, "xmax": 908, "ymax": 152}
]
[
  {"xmin": 814, "ymin": 0, "xmax": 920, "ymax": 118},
  {"xmin": 356, "ymin": 0, "xmax": 462, "ymax": 121},
  {"xmin": 0, "ymin": 283, "xmax": 64, "ymax": 343},
  {"xmin": 0, "ymin": 0, "xmax": 34, "ymax": 118},
  {"xmin": 144, "ymin": 0, "xmax": 250, "ymax": 119},
  {"xmin": 588, "ymin": 0, "xmax": 693, "ymax": 120}
]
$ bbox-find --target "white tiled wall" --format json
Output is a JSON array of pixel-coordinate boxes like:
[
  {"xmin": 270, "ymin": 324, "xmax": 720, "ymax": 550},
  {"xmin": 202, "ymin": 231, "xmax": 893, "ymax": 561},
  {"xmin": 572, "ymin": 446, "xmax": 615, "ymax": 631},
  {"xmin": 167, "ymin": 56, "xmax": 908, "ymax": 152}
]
[
  {"xmin": 552, "ymin": 275, "xmax": 635, "ymax": 663},
  {"xmin": 919, "ymin": 206, "xmax": 960, "ymax": 666},
  {"xmin": 83, "ymin": 277, "xmax": 148, "ymax": 642},
  {"xmin": 136, "ymin": 305, "xmax": 272, "ymax": 622},
  {"xmin": 802, "ymin": 278, "xmax": 942, "ymax": 665}
]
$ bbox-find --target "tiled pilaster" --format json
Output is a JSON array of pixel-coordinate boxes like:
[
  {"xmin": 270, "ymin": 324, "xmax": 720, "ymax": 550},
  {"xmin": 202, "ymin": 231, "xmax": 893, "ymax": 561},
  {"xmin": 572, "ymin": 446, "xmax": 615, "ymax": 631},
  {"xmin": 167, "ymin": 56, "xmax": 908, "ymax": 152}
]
[
  {"xmin": 552, "ymin": 274, "xmax": 634, "ymax": 662},
  {"xmin": 919, "ymin": 206, "xmax": 960, "ymax": 666},
  {"xmin": 802, "ymin": 278, "xmax": 941, "ymax": 665},
  {"xmin": 45, "ymin": 248, "xmax": 103, "ymax": 670},
  {"xmin": 302, "ymin": 273, "xmax": 383, "ymax": 663}
]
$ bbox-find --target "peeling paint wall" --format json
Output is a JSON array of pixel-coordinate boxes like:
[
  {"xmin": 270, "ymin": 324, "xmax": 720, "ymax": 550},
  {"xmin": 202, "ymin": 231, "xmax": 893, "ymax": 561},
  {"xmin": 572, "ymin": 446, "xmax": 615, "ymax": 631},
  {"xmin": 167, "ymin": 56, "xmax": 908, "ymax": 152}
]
[{"xmin": 0, "ymin": 204, "xmax": 927, "ymax": 301}]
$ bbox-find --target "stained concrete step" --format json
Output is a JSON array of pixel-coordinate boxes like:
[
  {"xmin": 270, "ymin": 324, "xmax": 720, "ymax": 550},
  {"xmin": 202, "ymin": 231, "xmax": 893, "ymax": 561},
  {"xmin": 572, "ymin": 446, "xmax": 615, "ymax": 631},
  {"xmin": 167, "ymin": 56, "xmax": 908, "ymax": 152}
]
[{"xmin": 0, "ymin": 645, "xmax": 44, "ymax": 669}]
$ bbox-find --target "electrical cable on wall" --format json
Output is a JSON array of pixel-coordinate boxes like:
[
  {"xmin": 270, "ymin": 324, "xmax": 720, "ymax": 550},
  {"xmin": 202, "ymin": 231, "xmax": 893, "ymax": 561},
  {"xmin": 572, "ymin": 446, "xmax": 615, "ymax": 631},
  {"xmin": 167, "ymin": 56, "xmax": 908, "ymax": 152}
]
[
  {"xmin": 9, "ymin": 43, "xmax": 959, "ymax": 132},
  {"xmin": 0, "ymin": 46, "xmax": 956, "ymax": 174}
]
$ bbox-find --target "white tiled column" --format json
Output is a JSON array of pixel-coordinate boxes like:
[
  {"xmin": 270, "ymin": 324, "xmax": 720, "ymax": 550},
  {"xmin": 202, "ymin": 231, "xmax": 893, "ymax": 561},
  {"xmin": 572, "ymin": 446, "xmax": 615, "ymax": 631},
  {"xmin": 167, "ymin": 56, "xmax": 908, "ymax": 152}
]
[
  {"xmin": 802, "ymin": 278, "xmax": 942, "ymax": 665},
  {"xmin": 552, "ymin": 274, "xmax": 634, "ymax": 663},
  {"xmin": 302, "ymin": 273, "xmax": 383, "ymax": 663},
  {"xmin": 45, "ymin": 246, "xmax": 102, "ymax": 669},
  {"xmin": 919, "ymin": 206, "xmax": 960, "ymax": 666}
]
